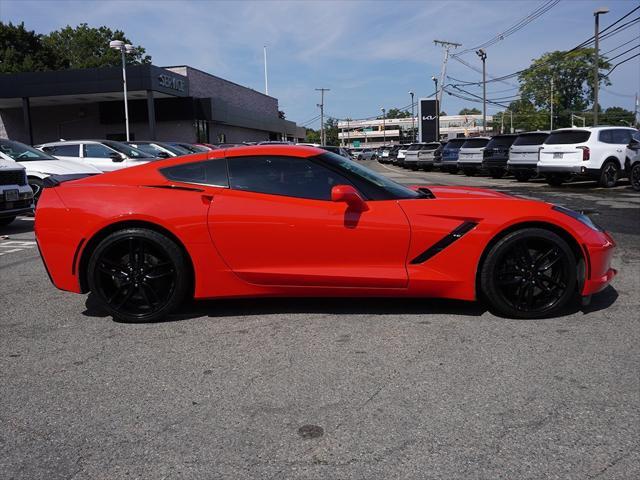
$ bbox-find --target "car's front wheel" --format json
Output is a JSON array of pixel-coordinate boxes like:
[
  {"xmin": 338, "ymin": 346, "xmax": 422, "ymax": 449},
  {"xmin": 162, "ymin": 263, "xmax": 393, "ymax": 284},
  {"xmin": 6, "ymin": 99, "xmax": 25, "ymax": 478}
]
[
  {"xmin": 480, "ymin": 228, "xmax": 577, "ymax": 319},
  {"xmin": 87, "ymin": 228, "xmax": 189, "ymax": 323},
  {"xmin": 631, "ymin": 162, "xmax": 640, "ymax": 191}
]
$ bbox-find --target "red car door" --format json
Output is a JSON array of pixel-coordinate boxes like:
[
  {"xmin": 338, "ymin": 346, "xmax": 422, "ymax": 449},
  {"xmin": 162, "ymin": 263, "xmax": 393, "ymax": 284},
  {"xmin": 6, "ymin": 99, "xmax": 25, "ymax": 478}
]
[{"xmin": 207, "ymin": 155, "xmax": 410, "ymax": 288}]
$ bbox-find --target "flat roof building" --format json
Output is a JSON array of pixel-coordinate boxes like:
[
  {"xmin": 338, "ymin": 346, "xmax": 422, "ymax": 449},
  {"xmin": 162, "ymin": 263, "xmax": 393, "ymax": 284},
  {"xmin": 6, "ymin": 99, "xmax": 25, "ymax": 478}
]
[{"xmin": 0, "ymin": 64, "xmax": 305, "ymax": 145}]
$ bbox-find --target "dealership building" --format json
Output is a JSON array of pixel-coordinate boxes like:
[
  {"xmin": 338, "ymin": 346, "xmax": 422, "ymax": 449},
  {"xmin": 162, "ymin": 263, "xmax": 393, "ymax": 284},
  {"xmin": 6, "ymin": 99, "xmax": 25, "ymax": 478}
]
[{"xmin": 0, "ymin": 64, "xmax": 306, "ymax": 145}]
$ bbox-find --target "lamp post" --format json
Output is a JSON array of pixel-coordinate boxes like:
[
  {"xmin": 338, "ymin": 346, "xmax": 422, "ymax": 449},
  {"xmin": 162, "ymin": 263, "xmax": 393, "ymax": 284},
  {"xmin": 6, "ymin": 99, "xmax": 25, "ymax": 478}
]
[
  {"xmin": 381, "ymin": 107, "xmax": 386, "ymax": 147},
  {"xmin": 593, "ymin": 7, "xmax": 609, "ymax": 126},
  {"xmin": 431, "ymin": 76, "xmax": 438, "ymax": 98},
  {"xmin": 409, "ymin": 91, "xmax": 415, "ymax": 142},
  {"xmin": 475, "ymin": 49, "xmax": 487, "ymax": 134},
  {"xmin": 109, "ymin": 40, "xmax": 135, "ymax": 141}
]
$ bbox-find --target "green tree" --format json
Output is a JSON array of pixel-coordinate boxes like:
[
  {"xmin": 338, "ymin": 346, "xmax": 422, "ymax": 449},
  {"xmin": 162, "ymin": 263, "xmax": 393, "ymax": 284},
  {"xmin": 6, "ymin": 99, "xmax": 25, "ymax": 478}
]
[
  {"xmin": 459, "ymin": 107, "xmax": 481, "ymax": 115},
  {"xmin": 305, "ymin": 128, "xmax": 320, "ymax": 144},
  {"xmin": 519, "ymin": 49, "xmax": 611, "ymax": 122},
  {"xmin": 42, "ymin": 23, "xmax": 151, "ymax": 69},
  {"xmin": 324, "ymin": 117, "xmax": 339, "ymax": 145},
  {"xmin": 490, "ymin": 99, "xmax": 549, "ymax": 132},
  {"xmin": 379, "ymin": 108, "xmax": 411, "ymax": 120},
  {"xmin": 0, "ymin": 22, "xmax": 61, "ymax": 73},
  {"xmin": 599, "ymin": 106, "xmax": 635, "ymax": 127}
]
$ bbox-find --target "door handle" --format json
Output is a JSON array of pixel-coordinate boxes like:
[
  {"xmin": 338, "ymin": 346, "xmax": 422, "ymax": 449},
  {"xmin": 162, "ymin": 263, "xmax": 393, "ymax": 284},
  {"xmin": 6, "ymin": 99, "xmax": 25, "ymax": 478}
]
[{"xmin": 201, "ymin": 194, "xmax": 214, "ymax": 205}]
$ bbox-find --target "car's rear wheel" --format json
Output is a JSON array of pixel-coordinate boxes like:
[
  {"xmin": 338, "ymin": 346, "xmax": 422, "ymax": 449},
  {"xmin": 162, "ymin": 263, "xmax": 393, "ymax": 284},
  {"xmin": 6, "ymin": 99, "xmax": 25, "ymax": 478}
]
[
  {"xmin": 545, "ymin": 173, "xmax": 566, "ymax": 186},
  {"xmin": 599, "ymin": 160, "xmax": 619, "ymax": 188},
  {"xmin": 480, "ymin": 228, "xmax": 577, "ymax": 319},
  {"xmin": 489, "ymin": 168, "xmax": 505, "ymax": 179},
  {"xmin": 87, "ymin": 228, "xmax": 189, "ymax": 323},
  {"xmin": 631, "ymin": 163, "xmax": 640, "ymax": 191},
  {"xmin": 463, "ymin": 168, "xmax": 475, "ymax": 176}
]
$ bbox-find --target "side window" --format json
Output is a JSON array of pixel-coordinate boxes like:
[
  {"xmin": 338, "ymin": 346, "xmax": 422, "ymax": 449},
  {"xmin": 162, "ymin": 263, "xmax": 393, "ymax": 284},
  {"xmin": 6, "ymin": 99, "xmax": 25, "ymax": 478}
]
[
  {"xmin": 611, "ymin": 129, "xmax": 631, "ymax": 144},
  {"xmin": 49, "ymin": 144, "xmax": 80, "ymax": 157},
  {"xmin": 228, "ymin": 156, "xmax": 352, "ymax": 200},
  {"xmin": 599, "ymin": 130, "xmax": 614, "ymax": 144},
  {"xmin": 160, "ymin": 159, "xmax": 228, "ymax": 187},
  {"xmin": 84, "ymin": 143, "xmax": 116, "ymax": 158}
]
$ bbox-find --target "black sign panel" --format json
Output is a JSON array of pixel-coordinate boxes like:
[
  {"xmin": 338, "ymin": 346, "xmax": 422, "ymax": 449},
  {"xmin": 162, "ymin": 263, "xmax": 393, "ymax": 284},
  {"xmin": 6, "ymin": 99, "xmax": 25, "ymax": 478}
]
[{"xmin": 419, "ymin": 99, "xmax": 440, "ymax": 142}]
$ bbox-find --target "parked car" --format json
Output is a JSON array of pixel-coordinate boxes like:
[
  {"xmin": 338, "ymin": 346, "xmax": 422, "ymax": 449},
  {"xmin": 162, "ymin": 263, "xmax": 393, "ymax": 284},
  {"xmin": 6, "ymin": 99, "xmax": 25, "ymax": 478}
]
[
  {"xmin": 0, "ymin": 157, "xmax": 33, "ymax": 226},
  {"xmin": 507, "ymin": 131, "xmax": 550, "ymax": 182},
  {"xmin": 36, "ymin": 145, "xmax": 617, "ymax": 322},
  {"xmin": 357, "ymin": 149, "xmax": 377, "ymax": 161},
  {"xmin": 379, "ymin": 146, "xmax": 393, "ymax": 163},
  {"xmin": 168, "ymin": 142, "xmax": 210, "ymax": 153},
  {"xmin": 385, "ymin": 145, "xmax": 401, "ymax": 164},
  {"xmin": 416, "ymin": 142, "xmax": 443, "ymax": 171},
  {"xmin": 395, "ymin": 144, "xmax": 411, "ymax": 166},
  {"xmin": 457, "ymin": 137, "xmax": 490, "ymax": 176},
  {"xmin": 481, "ymin": 134, "xmax": 519, "ymax": 178},
  {"xmin": 38, "ymin": 140, "xmax": 158, "ymax": 172},
  {"xmin": 320, "ymin": 145, "xmax": 352, "ymax": 159},
  {"xmin": 440, "ymin": 138, "xmax": 466, "ymax": 173},
  {"xmin": 126, "ymin": 141, "xmax": 191, "ymax": 158},
  {"xmin": 0, "ymin": 138, "xmax": 101, "ymax": 204},
  {"xmin": 403, "ymin": 143, "xmax": 431, "ymax": 170},
  {"xmin": 627, "ymin": 130, "xmax": 640, "ymax": 191},
  {"xmin": 430, "ymin": 141, "xmax": 447, "ymax": 170},
  {"xmin": 537, "ymin": 127, "xmax": 638, "ymax": 187}
]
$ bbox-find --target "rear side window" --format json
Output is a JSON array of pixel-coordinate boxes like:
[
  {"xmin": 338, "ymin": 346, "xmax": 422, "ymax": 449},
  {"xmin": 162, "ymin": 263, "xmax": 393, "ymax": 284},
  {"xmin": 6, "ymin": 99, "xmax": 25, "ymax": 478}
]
[
  {"xmin": 513, "ymin": 133, "xmax": 549, "ymax": 146},
  {"xmin": 461, "ymin": 138, "xmax": 489, "ymax": 148},
  {"xmin": 228, "ymin": 155, "xmax": 352, "ymax": 201},
  {"xmin": 546, "ymin": 131, "xmax": 590, "ymax": 144},
  {"xmin": 84, "ymin": 143, "xmax": 115, "ymax": 158},
  {"xmin": 161, "ymin": 159, "xmax": 228, "ymax": 187},
  {"xmin": 43, "ymin": 144, "xmax": 80, "ymax": 157},
  {"xmin": 601, "ymin": 129, "xmax": 632, "ymax": 144}
]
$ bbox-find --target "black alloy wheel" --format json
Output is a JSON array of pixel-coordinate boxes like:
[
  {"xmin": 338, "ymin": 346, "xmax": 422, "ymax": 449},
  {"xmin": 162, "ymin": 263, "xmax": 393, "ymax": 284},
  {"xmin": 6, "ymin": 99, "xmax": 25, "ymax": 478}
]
[
  {"xmin": 88, "ymin": 228, "xmax": 189, "ymax": 323},
  {"xmin": 481, "ymin": 228, "xmax": 577, "ymax": 319},
  {"xmin": 599, "ymin": 160, "xmax": 619, "ymax": 188},
  {"xmin": 29, "ymin": 177, "xmax": 45, "ymax": 205},
  {"xmin": 631, "ymin": 163, "xmax": 640, "ymax": 191},
  {"xmin": 514, "ymin": 171, "xmax": 532, "ymax": 182}
]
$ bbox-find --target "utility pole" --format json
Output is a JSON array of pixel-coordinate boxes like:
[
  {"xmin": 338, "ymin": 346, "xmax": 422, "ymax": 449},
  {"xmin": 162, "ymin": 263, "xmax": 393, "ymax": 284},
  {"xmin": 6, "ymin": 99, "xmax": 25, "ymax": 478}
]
[
  {"xmin": 434, "ymin": 40, "xmax": 461, "ymax": 107},
  {"xmin": 409, "ymin": 91, "xmax": 415, "ymax": 142},
  {"xmin": 476, "ymin": 48, "xmax": 487, "ymax": 134},
  {"xmin": 593, "ymin": 7, "xmax": 609, "ymax": 126},
  {"xmin": 315, "ymin": 88, "xmax": 329, "ymax": 145},
  {"xmin": 550, "ymin": 77, "xmax": 554, "ymax": 130},
  {"xmin": 263, "ymin": 45, "xmax": 269, "ymax": 96},
  {"xmin": 509, "ymin": 109, "xmax": 513, "ymax": 133},
  {"xmin": 634, "ymin": 93, "xmax": 639, "ymax": 128},
  {"xmin": 500, "ymin": 110, "xmax": 504, "ymax": 134},
  {"xmin": 381, "ymin": 107, "xmax": 386, "ymax": 147}
]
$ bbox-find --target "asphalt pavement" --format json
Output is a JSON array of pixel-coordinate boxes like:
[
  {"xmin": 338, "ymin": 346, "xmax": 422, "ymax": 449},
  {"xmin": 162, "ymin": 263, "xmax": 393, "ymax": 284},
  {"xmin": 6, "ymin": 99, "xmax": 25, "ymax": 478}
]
[{"xmin": 1, "ymin": 163, "xmax": 638, "ymax": 479}]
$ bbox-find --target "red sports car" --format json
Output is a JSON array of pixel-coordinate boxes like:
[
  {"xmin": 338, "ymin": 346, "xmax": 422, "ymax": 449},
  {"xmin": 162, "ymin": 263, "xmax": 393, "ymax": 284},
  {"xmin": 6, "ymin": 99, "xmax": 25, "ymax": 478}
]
[{"xmin": 35, "ymin": 145, "xmax": 616, "ymax": 322}]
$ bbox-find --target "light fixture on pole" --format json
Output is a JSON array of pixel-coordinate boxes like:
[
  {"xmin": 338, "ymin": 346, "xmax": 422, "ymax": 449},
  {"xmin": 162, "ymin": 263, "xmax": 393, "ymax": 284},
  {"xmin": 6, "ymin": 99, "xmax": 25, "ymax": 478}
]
[
  {"xmin": 475, "ymin": 49, "xmax": 487, "ymax": 134},
  {"xmin": 381, "ymin": 107, "xmax": 386, "ymax": 147},
  {"xmin": 593, "ymin": 7, "xmax": 609, "ymax": 126},
  {"xmin": 431, "ymin": 76, "xmax": 438, "ymax": 97},
  {"xmin": 409, "ymin": 91, "xmax": 415, "ymax": 142},
  {"xmin": 109, "ymin": 39, "xmax": 135, "ymax": 141}
]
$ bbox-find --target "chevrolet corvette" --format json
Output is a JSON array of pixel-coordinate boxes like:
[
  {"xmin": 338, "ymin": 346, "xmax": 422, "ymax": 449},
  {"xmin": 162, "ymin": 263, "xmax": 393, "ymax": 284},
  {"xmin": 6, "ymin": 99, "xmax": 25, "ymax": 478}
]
[{"xmin": 35, "ymin": 145, "xmax": 616, "ymax": 322}]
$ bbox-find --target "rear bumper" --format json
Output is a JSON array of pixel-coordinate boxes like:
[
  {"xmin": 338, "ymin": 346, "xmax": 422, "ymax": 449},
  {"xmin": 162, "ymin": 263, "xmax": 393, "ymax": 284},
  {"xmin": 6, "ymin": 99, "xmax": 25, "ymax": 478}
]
[
  {"xmin": 537, "ymin": 164, "xmax": 583, "ymax": 174},
  {"xmin": 458, "ymin": 162, "xmax": 483, "ymax": 169},
  {"xmin": 507, "ymin": 163, "xmax": 538, "ymax": 171},
  {"xmin": 482, "ymin": 158, "xmax": 508, "ymax": 169}
]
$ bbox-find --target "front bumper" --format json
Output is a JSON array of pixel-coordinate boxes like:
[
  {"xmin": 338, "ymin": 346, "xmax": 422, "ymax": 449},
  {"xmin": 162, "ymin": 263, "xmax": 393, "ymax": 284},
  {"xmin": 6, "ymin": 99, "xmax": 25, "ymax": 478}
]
[{"xmin": 581, "ymin": 230, "xmax": 617, "ymax": 296}]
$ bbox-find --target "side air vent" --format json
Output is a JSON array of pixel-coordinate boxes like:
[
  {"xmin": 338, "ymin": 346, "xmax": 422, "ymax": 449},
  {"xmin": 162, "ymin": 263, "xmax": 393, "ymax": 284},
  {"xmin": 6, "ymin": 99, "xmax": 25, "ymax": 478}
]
[{"xmin": 410, "ymin": 221, "xmax": 478, "ymax": 264}]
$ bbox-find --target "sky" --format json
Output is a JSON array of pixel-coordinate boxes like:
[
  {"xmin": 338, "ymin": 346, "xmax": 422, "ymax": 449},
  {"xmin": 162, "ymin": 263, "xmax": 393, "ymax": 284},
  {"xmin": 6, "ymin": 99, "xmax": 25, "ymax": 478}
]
[{"xmin": 2, "ymin": 0, "xmax": 638, "ymax": 129}]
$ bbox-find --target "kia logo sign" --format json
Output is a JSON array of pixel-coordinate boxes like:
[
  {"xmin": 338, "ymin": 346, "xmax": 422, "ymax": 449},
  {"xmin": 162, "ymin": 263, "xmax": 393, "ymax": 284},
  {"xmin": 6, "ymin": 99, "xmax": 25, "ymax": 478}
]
[
  {"xmin": 158, "ymin": 74, "xmax": 186, "ymax": 92},
  {"xmin": 422, "ymin": 115, "xmax": 438, "ymax": 121},
  {"xmin": 419, "ymin": 99, "xmax": 440, "ymax": 142}
]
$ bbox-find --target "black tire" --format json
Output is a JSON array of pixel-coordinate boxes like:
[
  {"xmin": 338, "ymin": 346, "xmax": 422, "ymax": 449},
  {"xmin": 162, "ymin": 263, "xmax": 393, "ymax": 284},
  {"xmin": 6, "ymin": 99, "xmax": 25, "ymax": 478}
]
[
  {"xmin": 514, "ymin": 171, "xmax": 532, "ymax": 182},
  {"xmin": 28, "ymin": 177, "xmax": 45, "ymax": 205},
  {"xmin": 599, "ymin": 160, "xmax": 619, "ymax": 188},
  {"xmin": 463, "ymin": 168, "xmax": 475, "ymax": 176},
  {"xmin": 545, "ymin": 174, "xmax": 566, "ymax": 186},
  {"xmin": 631, "ymin": 163, "xmax": 640, "ymax": 191},
  {"xmin": 448, "ymin": 167, "xmax": 459, "ymax": 174},
  {"xmin": 0, "ymin": 216, "xmax": 16, "ymax": 226},
  {"xmin": 489, "ymin": 168, "xmax": 505, "ymax": 179},
  {"xmin": 87, "ymin": 228, "xmax": 189, "ymax": 323},
  {"xmin": 480, "ymin": 228, "xmax": 577, "ymax": 319}
]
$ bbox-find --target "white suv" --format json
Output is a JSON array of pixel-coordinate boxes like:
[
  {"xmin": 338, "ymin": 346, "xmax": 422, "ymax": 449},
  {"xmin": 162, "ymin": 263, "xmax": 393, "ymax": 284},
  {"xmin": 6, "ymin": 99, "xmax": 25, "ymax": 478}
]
[
  {"xmin": 0, "ymin": 159, "xmax": 34, "ymax": 226},
  {"xmin": 457, "ymin": 137, "xmax": 490, "ymax": 176},
  {"xmin": 537, "ymin": 127, "xmax": 637, "ymax": 187}
]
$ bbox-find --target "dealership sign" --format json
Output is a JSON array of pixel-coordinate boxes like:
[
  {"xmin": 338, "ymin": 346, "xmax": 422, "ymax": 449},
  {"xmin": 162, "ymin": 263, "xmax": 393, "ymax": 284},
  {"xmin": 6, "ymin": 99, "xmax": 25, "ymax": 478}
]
[
  {"xmin": 157, "ymin": 74, "xmax": 186, "ymax": 93},
  {"xmin": 418, "ymin": 99, "xmax": 440, "ymax": 142}
]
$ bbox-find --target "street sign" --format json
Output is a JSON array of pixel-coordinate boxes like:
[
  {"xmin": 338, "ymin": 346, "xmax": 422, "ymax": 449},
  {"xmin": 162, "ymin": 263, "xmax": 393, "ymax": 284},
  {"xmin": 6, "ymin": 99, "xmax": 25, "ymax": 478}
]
[{"xmin": 353, "ymin": 140, "xmax": 361, "ymax": 147}]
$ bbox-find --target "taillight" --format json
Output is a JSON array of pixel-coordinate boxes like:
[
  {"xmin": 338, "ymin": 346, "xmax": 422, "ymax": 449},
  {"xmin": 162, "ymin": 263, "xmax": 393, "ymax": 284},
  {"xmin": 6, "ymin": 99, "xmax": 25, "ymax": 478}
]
[
  {"xmin": 538, "ymin": 146, "xmax": 543, "ymax": 161},
  {"xmin": 578, "ymin": 146, "xmax": 590, "ymax": 161}
]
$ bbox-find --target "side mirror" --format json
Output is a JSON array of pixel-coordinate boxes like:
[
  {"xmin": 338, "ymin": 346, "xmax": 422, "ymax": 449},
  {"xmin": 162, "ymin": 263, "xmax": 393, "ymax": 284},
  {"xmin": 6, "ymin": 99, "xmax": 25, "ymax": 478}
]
[
  {"xmin": 110, "ymin": 152, "xmax": 125, "ymax": 162},
  {"xmin": 331, "ymin": 185, "xmax": 368, "ymax": 211}
]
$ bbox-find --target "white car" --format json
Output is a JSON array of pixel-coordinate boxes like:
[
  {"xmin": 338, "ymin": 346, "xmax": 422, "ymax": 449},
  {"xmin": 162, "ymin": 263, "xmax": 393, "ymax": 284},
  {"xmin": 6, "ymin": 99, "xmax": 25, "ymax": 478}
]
[
  {"xmin": 627, "ymin": 130, "xmax": 640, "ymax": 191},
  {"xmin": 0, "ymin": 138, "xmax": 101, "ymax": 203},
  {"xmin": 37, "ymin": 140, "xmax": 157, "ymax": 172},
  {"xmin": 537, "ymin": 127, "xmax": 638, "ymax": 187},
  {"xmin": 0, "ymin": 158, "xmax": 33, "ymax": 226},
  {"xmin": 507, "ymin": 131, "xmax": 549, "ymax": 182},
  {"xmin": 457, "ymin": 137, "xmax": 490, "ymax": 176}
]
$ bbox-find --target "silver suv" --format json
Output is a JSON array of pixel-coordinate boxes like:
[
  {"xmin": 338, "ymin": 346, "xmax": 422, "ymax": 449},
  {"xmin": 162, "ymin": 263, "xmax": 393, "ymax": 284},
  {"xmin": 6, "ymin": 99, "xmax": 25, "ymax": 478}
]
[
  {"xmin": 507, "ymin": 131, "xmax": 549, "ymax": 182},
  {"xmin": 0, "ymin": 159, "xmax": 34, "ymax": 226}
]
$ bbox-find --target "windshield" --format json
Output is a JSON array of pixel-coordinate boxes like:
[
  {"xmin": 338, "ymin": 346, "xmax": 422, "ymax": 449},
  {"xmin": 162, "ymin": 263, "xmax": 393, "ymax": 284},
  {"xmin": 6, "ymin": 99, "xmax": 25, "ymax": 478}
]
[
  {"xmin": 319, "ymin": 152, "xmax": 423, "ymax": 199},
  {"xmin": 545, "ymin": 130, "xmax": 591, "ymax": 144},
  {"xmin": 104, "ymin": 141, "xmax": 155, "ymax": 158},
  {"xmin": 461, "ymin": 138, "xmax": 489, "ymax": 148},
  {"xmin": 486, "ymin": 136, "xmax": 517, "ymax": 148},
  {"xmin": 513, "ymin": 133, "xmax": 549, "ymax": 146},
  {"xmin": 0, "ymin": 139, "xmax": 58, "ymax": 161}
]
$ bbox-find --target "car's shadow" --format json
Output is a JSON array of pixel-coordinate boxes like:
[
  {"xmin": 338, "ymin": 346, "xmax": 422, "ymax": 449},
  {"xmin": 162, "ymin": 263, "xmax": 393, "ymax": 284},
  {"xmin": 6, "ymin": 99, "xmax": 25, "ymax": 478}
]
[
  {"xmin": 83, "ymin": 285, "xmax": 619, "ymax": 324},
  {"xmin": 0, "ymin": 217, "xmax": 34, "ymax": 235}
]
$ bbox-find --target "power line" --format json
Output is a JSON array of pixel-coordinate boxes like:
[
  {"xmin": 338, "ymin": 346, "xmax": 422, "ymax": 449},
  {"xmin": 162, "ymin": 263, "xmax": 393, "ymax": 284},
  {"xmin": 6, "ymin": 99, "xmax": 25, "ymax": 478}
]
[
  {"xmin": 607, "ymin": 43, "xmax": 640, "ymax": 62},
  {"xmin": 602, "ymin": 36, "xmax": 640, "ymax": 55},
  {"xmin": 608, "ymin": 52, "xmax": 640, "ymax": 74}
]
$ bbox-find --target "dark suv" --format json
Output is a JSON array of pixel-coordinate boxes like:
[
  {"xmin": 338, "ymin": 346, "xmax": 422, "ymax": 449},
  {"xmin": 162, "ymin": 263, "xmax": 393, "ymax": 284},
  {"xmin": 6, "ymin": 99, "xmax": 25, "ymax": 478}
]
[{"xmin": 482, "ymin": 134, "xmax": 519, "ymax": 178}]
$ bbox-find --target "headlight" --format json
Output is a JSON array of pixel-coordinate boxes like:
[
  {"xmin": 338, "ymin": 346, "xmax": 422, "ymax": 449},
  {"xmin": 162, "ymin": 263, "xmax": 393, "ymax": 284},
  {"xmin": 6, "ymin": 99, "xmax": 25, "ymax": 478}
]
[{"xmin": 552, "ymin": 205, "xmax": 604, "ymax": 232}]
